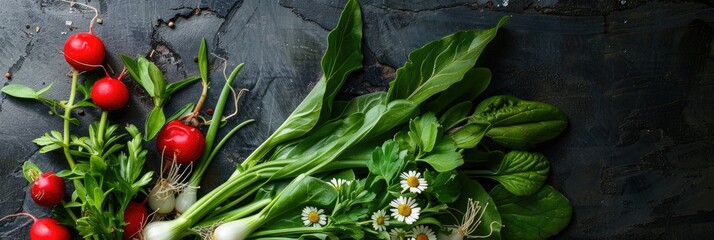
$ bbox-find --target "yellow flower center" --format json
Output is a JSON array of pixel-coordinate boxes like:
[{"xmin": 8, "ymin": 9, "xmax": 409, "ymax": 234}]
[
  {"xmin": 398, "ymin": 203, "xmax": 412, "ymax": 216},
  {"xmin": 406, "ymin": 176, "xmax": 420, "ymax": 187},
  {"xmin": 308, "ymin": 211, "xmax": 320, "ymax": 223},
  {"xmin": 376, "ymin": 216, "xmax": 385, "ymax": 225},
  {"xmin": 416, "ymin": 233, "xmax": 429, "ymax": 240}
]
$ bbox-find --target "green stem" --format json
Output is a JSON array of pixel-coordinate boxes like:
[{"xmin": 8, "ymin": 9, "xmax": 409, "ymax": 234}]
[
  {"xmin": 62, "ymin": 72, "xmax": 78, "ymax": 169},
  {"xmin": 189, "ymin": 64, "xmax": 245, "ymax": 187},
  {"xmin": 250, "ymin": 227, "xmax": 329, "ymax": 238},
  {"xmin": 97, "ymin": 111, "xmax": 108, "ymax": 147},
  {"xmin": 196, "ymin": 198, "xmax": 271, "ymax": 227},
  {"xmin": 61, "ymin": 200, "xmax": 78, "ymax": 222}
]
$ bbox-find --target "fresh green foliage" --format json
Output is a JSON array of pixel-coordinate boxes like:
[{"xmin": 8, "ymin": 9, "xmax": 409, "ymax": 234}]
[
  {"xmin": 469, "ymin": 151, "xmax": 550, "ymax": 196},
  {"xmin": 120, "ymin": 54, "xmax": 200, "ymax": 140},
  {"xmin": 387, "ymin": 19, "xmax": 508, "ymax": 105},
  {"xmin": 439, "ymin": 101, "xmax": 473, "ymax": 130},
  {"xmin": 491, "ymin": 185, "xmax": 573, "ymax": 240},
  {"xmin": 425, "ymin": 68, "xmax": 491, "ymax": 114},
  {"xmin": 368, "ymin": 140, "xmax": 407, "ymax": 184},
  {"xmin": 473, "ymin": 95, "xmax": 568, "ymax": 149},
  {"xmin": 449, "ymin": 120, "xmax": 490, "ymax": 149}
]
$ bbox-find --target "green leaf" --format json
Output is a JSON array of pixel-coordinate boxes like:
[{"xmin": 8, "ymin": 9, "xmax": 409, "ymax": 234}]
[
  {"xmin": 424, "ymin": 170, "xmax": 459, "ymax": 203},
  {"xmin": 448, "ymin": 120, "xmax": 490, "ymax": 149},
  {"xmin": 36, "ymin": 83, "xmax": 54, "ymax": 96},
  {"xmin": 409, "ymin": 112, "xmax": 440, "ymax": 153},
  {"xmin": 418, "ymin": 138, "xmax": 463, "ymax": 172},
  {"xmin": 145, "ymin": 107, "xmax": 165, "ymax": 140},
  {"xmin": 120, "ymin": 54, "xmax": 140, "ymax": 85},
  {"xmin": 491, "ymin": 185, "xmax": 572, "ymax": 240},
  {"xmin": 425, "ymin": 68, "xmax": 491, "ymax": 113},
  {"xmin": 147, "ymin": 61, "xmax": 167, "ymax": 100},
  {"xmin": 244, "ymin": 0, "xmax": 363, "ymax": 168},
  {"xmin": 22, "ymin": 161, "xmax": 42, "ymax": 183},
  {"xmin": 474, "ymin": 95, "xmax": 568, "ymax": 150},
  {"xmin": 262, "ymin": 175, "xmax": 339, "ymax": 221},
  {"xmin": 439, "ymin": 101, "xmax": 472, "ymax": 130},
  {"xmin": 89, "ymin": 155, "xmax": 107, "ymax": 176},
  {"xmin": 136, "ymin": 57, "xmax": 156, "ymax": 98},
  {"xmin": 166, "ymin": 76, "xmax": 200, "ymax": 95},
  {"xmin": 2, "ymin": 84, "xmax": 39, "ymax": 99},
  {"xmin": 198, "ymin": 38, "xmax": 209, "ymax": 84},
  {"xmin": 368, "ymin": 140, "xmax": 407, "ymax": 185},
  {"xmin": 441, "ymin": 174, "xmax": 502, "ymax": 239},
  {"xmin": 167, "ymin": 103, "xmax": 194, "ymax": 122},
  {"xmin": 387, "ymin": 17, "xmax": 508, "ymax": 105},
  {"xmin": 472, "ymin": 151, "xmax": 550, "ymax": 196}
]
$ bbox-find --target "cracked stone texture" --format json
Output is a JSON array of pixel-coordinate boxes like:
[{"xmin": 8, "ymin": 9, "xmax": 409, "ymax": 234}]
[{"xmin": 1, "ymin": 0, "xmax": 713, "ymax": 239}]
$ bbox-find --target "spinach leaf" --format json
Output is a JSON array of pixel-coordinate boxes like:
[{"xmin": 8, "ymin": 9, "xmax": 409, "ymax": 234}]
[
  {"xmin": 490, "ymin": 185, "xmax": 572, "ymax": 240},
  {"xmin": 474, "ymin": 95, "xmax": 567, "ymax": 150},
  {"xmin": 448, "ymin": 120, "xmax": 490, "ymax": 149},
  {"xmin": 243, "ymin": 0, "xmax": 363, "ymax": 168},
  {"xmin": 425, "ymin": 68, "xmax": 491, "ymax": 114},
  {"xmin": 469, "ymin": 150, "xmax": 549, "ymax": 196},
  {"xmin": 387, "ymin": 17, "xmax": 508, "ymax": 105}
]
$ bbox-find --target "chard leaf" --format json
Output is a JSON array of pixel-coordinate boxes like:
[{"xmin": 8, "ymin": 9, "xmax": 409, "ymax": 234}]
[
  {"xmin": 491, "ymin": 185, "xmax": 572, "ymax": 240},
  {"xmin": 387, "ymin": 17, "xmax": 508, "ymax": 105},
  {"xmin": 418, "ymin": 137, "xmax": 463, "ymax": 172},
  {"xmin": 474, "ymin": 95, "xmax": 567, "ymax": 150}
]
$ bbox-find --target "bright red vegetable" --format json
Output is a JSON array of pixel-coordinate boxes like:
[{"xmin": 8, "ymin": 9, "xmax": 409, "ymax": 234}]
[
  {"xmin": 0, "ymin": 213, "xmax": 70, "ymax": 240},
  {"xmin": 156, "ymin": 120, "xmax": 206, "ymax": 165},
  {"xmin": 122, "ymin": 201, "xmax": 148, "ymax": 240},
  {"xmin": 91, "ymin": 75, "xmax": 129, "ymax": 111},
  {"xmin": 63, "ymin": 32, "xmax": 105, "ymax": 71},
  {"xmin": 30, "ymin": 172, "xmax": 65, "ymax": 208}
]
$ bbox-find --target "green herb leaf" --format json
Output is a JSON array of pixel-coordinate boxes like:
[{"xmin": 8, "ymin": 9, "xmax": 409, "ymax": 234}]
[
  {"xmin": 491, "ymin": 185, "xmax": 572, "ymax": 240},
  {"xmin": 425, "ymin": 68, "xmax": 491, "ymax": 113},
  {"xmin": 198, "ymin": 38, "xmax": 209, "ymax": 84},
  {"xmin": 2, "ymin": 84, "xmax": 39, "ymax": 99},
  {"xmin": 136, "ymin": 57, "xmax": 156, "ymax": 98},
  {"xmin": 166, "ymin": 76, "xmax": 200, "ymax": 95},
  {"xmin": 36, "ymin": 83, "xmax": 54, "ymax": 96},
  {"xmin": 387, "ymin": 17, "xmax": 508, "ymax": 105},
  {"xmin": 145, "ymin": 107, "xmax": 165, "ymax": 140},
  {"xmin": 441, "ymin": 174, "xmax": 502, "ymax": 239},
  {"xmin": 368, "ymin": 140, "xmax": 407, "ymax": 185},
  {"xmin": 474, "ymin": 95, "xmax": 568, "ymax": 149},
  {"xmin": 168, "ymin": 103, "xmax": 195, "ymax": 122},
  {"xmin": 409, "ymin": 112, "xmax": 440, "ymax": 153},
  {"xmin": 120, "ymin": 54, "xmax": 140, "ymax": 85},
  {"xmin": 147, "ymin": 61, "xmax": 167, "ymax": 100},
  {"xmin": 439, "ymin": 101, "xmax": 472, "ymax": 130},
  {"xmin": 418, "ymin": 138, "xmax": 463, "ymax": 172}
]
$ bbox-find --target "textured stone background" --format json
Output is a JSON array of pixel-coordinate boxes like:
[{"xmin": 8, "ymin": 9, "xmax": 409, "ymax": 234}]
[{"xmin": 1, "ymin": 0, "xmax": 713, "ymax": 239}]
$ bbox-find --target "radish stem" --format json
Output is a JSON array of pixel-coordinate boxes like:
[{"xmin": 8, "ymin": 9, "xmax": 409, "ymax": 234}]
[{"xmin": 62, "ymin": 72, "xmax": 78, "ymax": 169}]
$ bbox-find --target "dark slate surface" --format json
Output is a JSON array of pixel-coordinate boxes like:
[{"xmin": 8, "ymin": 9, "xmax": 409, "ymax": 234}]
[{"xmin": 1, "ymin": 0, "xmax": 713, "ymax": 239}]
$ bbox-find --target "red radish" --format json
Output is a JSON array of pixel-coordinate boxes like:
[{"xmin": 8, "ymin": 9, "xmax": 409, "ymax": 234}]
[
  {"xmin": 156, "ymin": 120, "xmax": 206, "ymax": 165},
  {"xmin": 0, "ymin": 213, "xmax": 70, "ymax": 240},
  {"xmin": 62, "ymin": 1, "xmax": 105, "ymax": 72},
  {"xmin": 91, "ymin": 72, "xmax": 129, "ymax": 111},
  {"xmin": 63, "ymin": 32, "xmax": 105, "ymax": 71},
  {"xmin": 30, "ymin": 172, "xmax": 65, "ymax": 208},
  {"xmin": 123, "ymin": 201, "xmax": 148, "ymax": 240}
]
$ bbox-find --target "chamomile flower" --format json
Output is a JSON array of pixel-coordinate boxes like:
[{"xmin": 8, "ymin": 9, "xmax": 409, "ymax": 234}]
[
  {"xmin": 389, "ymin": 196, "xmax": 421, "ymax": 224},
  {"xmin": 390, "ymin": 228, "xmax": 407, "ymax": 240},
  {"xmin": 400, "ymin": 171, "xmax": 428, "ymax": 194},
  {"xmin": 301, "ymin": 206, "xmax": 327, "ymax": 228},
  {"xmin": 371, "ymin": 210, "xmax": 390, "ymax": 231},
  {"xmin": 410, "ymin": 225, "xmax": 436, "ymax": 240},
  {"xmin": 329, "ymin": 178, "xmax": 350, "ymax": 190}
]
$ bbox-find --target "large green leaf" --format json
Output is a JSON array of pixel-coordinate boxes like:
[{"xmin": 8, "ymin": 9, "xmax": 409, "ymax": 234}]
[
  {"xmin": 474, "ymin": 95, "xmax": 568, "ymax": 150},
  {"xmin": 387, "ymin": 17, "xmax": 508, "ymax": 105},
  {"xmin": 440, "ymin": 174, "xmax": 502, "ymax": 239},
  {"xmin": 242, "ymin": 0, "xmax": 363, "ymax": 168},
  {"xmin": 491, "ymin": 185, "xmax": 572, "ymax": 240},
  {"xmin": 471, "ymin": 150, "xmax": 550, "ymax": 195},
  {"xmin": 425, "ymin": 67, "xmax": 492, "ymax": 113}
]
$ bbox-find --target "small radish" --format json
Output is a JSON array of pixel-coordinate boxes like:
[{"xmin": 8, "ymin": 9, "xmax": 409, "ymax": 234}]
[
  {"xmin": 156, "ymin": 120, "xmax": 206, "ymax": 165},
  {"xmin": 0, "ymin": 213, "xmax": 70, "ymax": 240},
  {"xmin": 123, "ymin": 201, "xmax": 148, "ymax": 240},
  {"xmin": 91, "ymin": 70, "xmax": 129, "ymax": 111},
  {"xmin": 30, "ymin": 172, "xmax": 66, "ymax": 208},
  {"xmin": 61, "ymin": 1, "xmax": 105, "ymax": 72}
]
